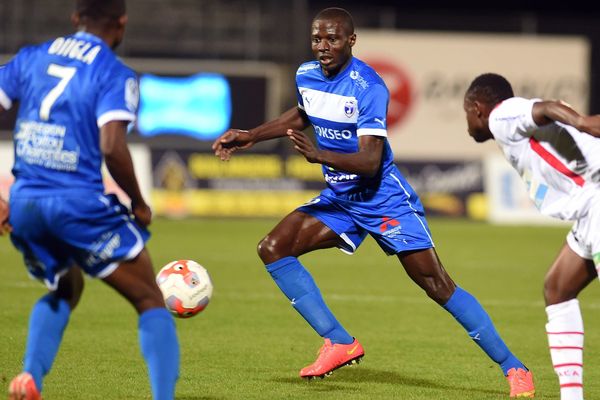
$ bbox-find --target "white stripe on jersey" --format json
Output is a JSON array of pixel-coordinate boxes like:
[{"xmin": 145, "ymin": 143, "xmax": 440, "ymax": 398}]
[
  {"xmin": 298, "ymin": 87, "xmax": 358, "ymax": 124},
  {"xmin": 357, "ymin": 128, "xmax": 387, "ymax": 137},
  {"xmin": 97, "ymin": 110, "xmax": 136, "ymax": 128},
  {"xmin": 0, "ymin": 87, "xmax": 12, "ymax": 110}
]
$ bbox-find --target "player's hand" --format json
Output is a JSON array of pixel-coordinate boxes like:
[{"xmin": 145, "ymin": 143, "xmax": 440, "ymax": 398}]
[
  {"xmin": 0, "ymin": 197, "xmax": 12, "ymax": 235},
  {"xmin": 212, "ymin": 129, "xmax": 255, "ymax": 161},
  {"xmin": 131, "ymin": 201, "xmax": 152, "ymax": 227},
  {"xmin": 578, "ymin": 115, "xmax": 600, "ymax": 137},
  {"xmin": 287, "ymin": 129, "xmax": 321, "ymax": 163}
]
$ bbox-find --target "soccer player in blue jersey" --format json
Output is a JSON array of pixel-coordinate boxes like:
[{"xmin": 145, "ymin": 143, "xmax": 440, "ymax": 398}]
[
  {"xmin": 213, "ymin": 7, "xmax": 535, "ymax": 397},
  {"xmin": 0, "ymin": 1, "xmax": 179, "ymax": 399}
]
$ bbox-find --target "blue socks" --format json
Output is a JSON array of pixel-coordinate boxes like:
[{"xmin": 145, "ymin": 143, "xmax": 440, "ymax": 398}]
[
  {"xmin": 24, "ymin": 294, "xmax": 71, "ymax": 391},
  {"xmin": 139, "ymin": 308, "xmax": 180, "ymax": 400},
  {"xmin": 266, "ymin": 256, "xmax": 353, "ymax": 344},
  {"xmin": 443, "ymin": 287, "xmax": 526, "ymax": 375}
]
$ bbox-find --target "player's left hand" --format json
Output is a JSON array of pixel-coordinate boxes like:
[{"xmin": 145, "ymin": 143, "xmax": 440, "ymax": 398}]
[
  {"xmin": 287, "ymin": 129, "xmax": 321, "ymax": 163},
  {"xmin": 0, "ymin": 197, "xmax": 12, "ymax": 235}
]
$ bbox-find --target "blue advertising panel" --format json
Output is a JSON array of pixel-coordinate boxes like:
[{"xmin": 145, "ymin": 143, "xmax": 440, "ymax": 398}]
[{"xmin": 137, "ymin": 73, "xmax": 231, "ymax": 140}]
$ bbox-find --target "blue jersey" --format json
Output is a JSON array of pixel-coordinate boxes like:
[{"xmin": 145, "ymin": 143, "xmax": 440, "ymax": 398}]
[
  {"xmin": 0, "ymin": 31, "xmax": 139, "ymax": 196},
  {"xmin": 296, "ymin": 57, "xmax": 395, "ymax": 195}
]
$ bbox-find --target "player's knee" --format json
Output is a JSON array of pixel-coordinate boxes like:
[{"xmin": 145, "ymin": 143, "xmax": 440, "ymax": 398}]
[
  {"xmin": 133, "ymin": 284, "xmax": 165, "ymax": 314},
  {"xmin": 55, "ymin": 267, "xmax": 85, "ymax": 310},
  {"xmin": 257, "ymin": 235, "xmax": 283, "ymax": 264},
  {"xmin": 422, "ymin": 276, "xmax": 455, "ymax": 305}
]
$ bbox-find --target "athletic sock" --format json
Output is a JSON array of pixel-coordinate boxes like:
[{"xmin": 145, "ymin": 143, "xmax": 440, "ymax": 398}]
[
  {"xmin": 546, "ymin": 299, "xmax": 584, "ymax": 400},
  {"xmin": 23, "ymin": 293, "xmax": 71, "ymax": 391},
  {"xmin": 443, "ymin": 286, "xmax": 525, "ymax": 375},
  {"xmin": 265, "ymin": 256, "xmax": 354, "ymax": 345},
  {"xmin": 139, "ymin": 308, "xmax": 180, "ymax": 400}
]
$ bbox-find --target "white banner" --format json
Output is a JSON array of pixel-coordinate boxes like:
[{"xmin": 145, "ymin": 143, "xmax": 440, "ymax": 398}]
[
  {"xmin": 484, "ymin": 153, "xmax": 570, "ymax": 225},
  {"xmin": 354, "ymin": 31, "xmax": 590, "ymax": 160}
]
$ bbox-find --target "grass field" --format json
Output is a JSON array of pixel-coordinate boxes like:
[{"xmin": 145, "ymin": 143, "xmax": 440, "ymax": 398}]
[{"xmin": 1, "ymin": 217, "xmax": 599, "ymax": 399}]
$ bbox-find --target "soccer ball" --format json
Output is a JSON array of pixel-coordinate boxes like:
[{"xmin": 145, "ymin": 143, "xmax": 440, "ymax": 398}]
[{"xmin": 156, "ymin": 260, "xmax": 213, "ymax": 318}]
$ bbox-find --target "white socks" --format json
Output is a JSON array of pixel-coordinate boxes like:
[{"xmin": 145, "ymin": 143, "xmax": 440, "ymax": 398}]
[{"xmin": 546, "ymin": 299, "xmax": 584, "ymax": 400}]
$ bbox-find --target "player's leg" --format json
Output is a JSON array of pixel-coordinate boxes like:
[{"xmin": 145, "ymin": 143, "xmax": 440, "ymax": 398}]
[
  {"xmin": 544, "ymin": 243, "xmax": 596, "ymax": 400},
  {"xmin": 399, "ymin": 247, "xmax": 534, "ymax": 397},
  {"xmin": 258, "ymin": 209, "xmax": 364, "ymax": 377},
  {"xmin": 10, "ymin": 267, "xmax": 83, "ymax": 400},
  {"xmin": 8, "ymin": 197, "xmax": 83, "ymax": 399},
  {"xmin": 102, "ymin": 248, "xmax": 179, "ymax": 400}
]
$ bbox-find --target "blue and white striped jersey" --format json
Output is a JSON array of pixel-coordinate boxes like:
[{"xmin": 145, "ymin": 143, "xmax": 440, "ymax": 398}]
[
  {"xmin": 0, "ymin": 31, "xmax": 138, "ymax": 196},
  {"xmin": 296, "ymin": 57, "xmax": 396, "ymax": 195}
]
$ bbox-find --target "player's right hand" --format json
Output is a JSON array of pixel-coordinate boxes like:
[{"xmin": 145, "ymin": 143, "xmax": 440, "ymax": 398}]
[
  {"xmin": 0, "ymin": 197, "xmax": 12, "ymax": 235},
  {"xmin": 212, "ymin": 129, "xmax": 254, "ymax": 161},
  {"xmin": 132, "ymin": 201, "xmax": 152, "ymax": 228}
]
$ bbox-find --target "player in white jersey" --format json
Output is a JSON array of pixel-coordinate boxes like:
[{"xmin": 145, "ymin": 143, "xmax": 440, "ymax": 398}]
[
  {"xmin": 213, "ymin": 8, "xmax": 535, "ymax": 397},
  {"xmin": 464, "ymin": 72, "xmax": 600, "ymax": 400}
]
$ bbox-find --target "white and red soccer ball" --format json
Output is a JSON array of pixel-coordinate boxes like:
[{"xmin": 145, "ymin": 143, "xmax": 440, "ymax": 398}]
[{"xmin": 156, "ymin": 260, "xmax": 213, "ymax": 318}]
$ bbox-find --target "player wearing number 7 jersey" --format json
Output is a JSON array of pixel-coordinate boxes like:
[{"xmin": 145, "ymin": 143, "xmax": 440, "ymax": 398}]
[{"xmin": 0, "ymin": 1, "xmax": 180, "ymax": 399}]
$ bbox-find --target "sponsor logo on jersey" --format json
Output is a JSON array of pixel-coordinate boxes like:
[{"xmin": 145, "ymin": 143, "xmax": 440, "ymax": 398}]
[
  {"xmin": 313, "ymin": 124, "xmax": 352, "ymax": 140},
  {"xmin": 325, "ymin": 173, "xmax": 358, "ymax": 184},
  {"xmin": 344, "ymin": 100, "xmax": 356, "ymax": 118},
  {"xmin": 349, "ymin": 70, "xmax": 369, "ymax": 89}
]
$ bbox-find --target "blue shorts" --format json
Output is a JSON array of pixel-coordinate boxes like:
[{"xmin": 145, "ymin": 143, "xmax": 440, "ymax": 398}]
[
  {"xmin": 297, "ymin": 172, "xmax": 434, "ymax": 255},
  {"xmin": 9, "ymin": 193, "xmax": 149, "ymax": 290}
]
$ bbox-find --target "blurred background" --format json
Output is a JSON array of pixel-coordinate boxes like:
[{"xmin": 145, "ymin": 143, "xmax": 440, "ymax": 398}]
[{"xmin": 1, "ymin": 0, "xmax": 599, "ymax": 223}]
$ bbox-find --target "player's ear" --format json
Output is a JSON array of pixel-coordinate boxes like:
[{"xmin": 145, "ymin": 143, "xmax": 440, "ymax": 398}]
[
  {"xmin": 349, "ymin": 33, "xmax": 357, "ymax": 47},
  {"xmin": 71, "ymin": 12, "xmax": 81, "ymax": 29},
  {"xmin": 473, "ymin": 100, "xmax": 484, "ymax": 118},
  {"xmin": 118, "ymin": 14, "xmax": 128, "ymax": 29}
]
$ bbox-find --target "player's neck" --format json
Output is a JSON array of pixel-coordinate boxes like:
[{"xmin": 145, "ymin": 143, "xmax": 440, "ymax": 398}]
[{"xmin": 76, "ymin": 27, "xmax": 118, "ymax": 49}]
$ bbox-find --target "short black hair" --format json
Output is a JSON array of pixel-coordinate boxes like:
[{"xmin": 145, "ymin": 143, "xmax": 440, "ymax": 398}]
[
  {"xmin": 75, "ymin": 0, "xmax": 126, "ymax": 20},
  {"xmin": 314, "ymin": 7, "xmax": 354, "ymax": 35},
  {"xmin": 466, "ymin": 73, "xmax": 514, "ymax": 105}
]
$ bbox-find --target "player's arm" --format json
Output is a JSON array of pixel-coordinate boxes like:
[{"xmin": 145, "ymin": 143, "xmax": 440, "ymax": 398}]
[
  {"xmin": 100, "ymin": 120, "xmax": 151, "ymax": 227},
  {"xmin": 288, "ymin": 130, "xmax": 384, "ymax": 177},
  {"xmin": 0, "ymin": 104, "xmax": 12, "ymax": 235},
  {"xmin": 0, "ymin": 195, "xmax": 10, "ymax": 235},
  {"xmin": 212, "ymin": 106, "xmax": 310, "ymax": 161},
  {"xmin": 532, "ymin": 100, "xmax": 600, "ymax": 137}
]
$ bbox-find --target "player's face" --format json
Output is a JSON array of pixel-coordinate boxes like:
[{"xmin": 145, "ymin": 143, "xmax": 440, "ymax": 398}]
[
  {"xmin": 463, "ymin": 97, "xmax": 493, "ymax": 143},
  {"xmin": 311, "ymin": 18, "xmax": 356, "ymax": 77}
]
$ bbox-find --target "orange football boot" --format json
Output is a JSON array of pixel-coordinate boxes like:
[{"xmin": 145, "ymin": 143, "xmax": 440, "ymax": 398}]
[
  {"xmin": 300, "ymin": 338, "xmax": 364, "ymax": 379},
  {"xmin": 8, "ymin": 372, "xmax": 42, "ymax": 400},
  {"xmin": 506, "ymin": 367, "xmax": 535, "ymax": 398}
]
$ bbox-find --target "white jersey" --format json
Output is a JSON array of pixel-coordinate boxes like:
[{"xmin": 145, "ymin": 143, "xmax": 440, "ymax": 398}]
[{"xmin": 490, "ymin": 97, "xmax": 600, "ymax": 220}]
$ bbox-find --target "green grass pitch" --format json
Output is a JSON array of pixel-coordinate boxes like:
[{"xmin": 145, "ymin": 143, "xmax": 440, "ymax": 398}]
[{"xmin": 1, "ymin": 217, "xmax": 599, "ymax": 399}]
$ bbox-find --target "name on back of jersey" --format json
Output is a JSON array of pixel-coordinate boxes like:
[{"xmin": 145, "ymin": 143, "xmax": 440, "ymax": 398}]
[{"xmin": 48, "ymin": 37, "xmax": 101, "ymax": 65}]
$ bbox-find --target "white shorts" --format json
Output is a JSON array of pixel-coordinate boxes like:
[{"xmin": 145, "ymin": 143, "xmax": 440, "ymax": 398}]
[{"xmin": 566, "ymin": 202, "xmax": 600, "ymax": 266}]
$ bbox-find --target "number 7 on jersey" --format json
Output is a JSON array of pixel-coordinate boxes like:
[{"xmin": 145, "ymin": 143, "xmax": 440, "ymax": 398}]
[{"xmin": 40, "ymin": 64, "xmax": 76, "ymax": 121}]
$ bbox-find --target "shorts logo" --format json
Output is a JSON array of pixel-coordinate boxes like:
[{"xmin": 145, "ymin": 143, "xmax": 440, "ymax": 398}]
[
  {"xmin": 380, "ymin": 217, "xmax": 400, "ymax": 233},
  {"xmin": 344, "ymin": 100, "xmax": 356, "ymax": 118}
]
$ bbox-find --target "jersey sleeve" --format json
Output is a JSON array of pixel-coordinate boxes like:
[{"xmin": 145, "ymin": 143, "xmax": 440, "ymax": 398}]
[
  {"xmin": 296, "ymin": 86, "xmax": 305, "ymax": 110},
  {"xmin": 0, "ymin": 49, "xmax": 28, "ymax": 110},
  {"xmin": 96, "ymin": 64, "xmax": 139, "ymax": 128},
  {"xmin": 489, "ymin": 97, "xmax": 540, "ymax": 143},
  {"xmin": 356, "ymin": 83, "xmax": 388, "ymax": 137}
]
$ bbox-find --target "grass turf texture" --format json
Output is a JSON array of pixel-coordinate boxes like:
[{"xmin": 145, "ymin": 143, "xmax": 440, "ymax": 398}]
[{"xmin": 1, "ymin": 217, "xmax": 598, "ymax": 399}]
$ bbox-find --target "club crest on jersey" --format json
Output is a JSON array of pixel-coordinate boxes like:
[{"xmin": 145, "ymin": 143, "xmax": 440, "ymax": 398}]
[{"xmin": 344, "ymin": 100, "xmax": 356, "ymax": 118}]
